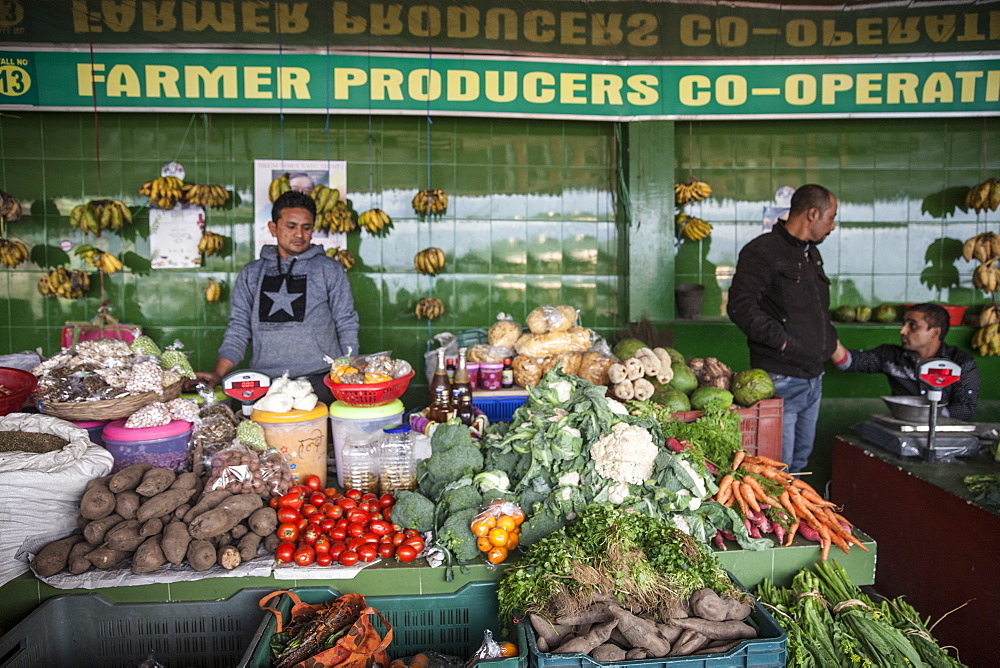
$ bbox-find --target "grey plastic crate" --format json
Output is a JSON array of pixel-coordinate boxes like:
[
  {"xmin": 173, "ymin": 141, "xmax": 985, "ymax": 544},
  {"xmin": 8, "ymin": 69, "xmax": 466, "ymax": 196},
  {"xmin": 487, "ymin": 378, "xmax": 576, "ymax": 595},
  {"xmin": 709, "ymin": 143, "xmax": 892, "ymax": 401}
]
[{"xmin": 0, "ymin": 588, "xmax": 273, "ymax": 668}]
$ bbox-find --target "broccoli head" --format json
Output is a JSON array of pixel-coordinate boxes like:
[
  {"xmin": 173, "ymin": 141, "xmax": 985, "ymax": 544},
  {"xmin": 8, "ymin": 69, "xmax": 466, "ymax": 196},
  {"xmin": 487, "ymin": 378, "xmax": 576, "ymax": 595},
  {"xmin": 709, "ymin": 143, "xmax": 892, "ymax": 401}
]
[
  {"xmin": 518, "ymin": 507, "xmax": 567, "ymax": 547},
  {"xmin": 419, "ymin": 443, "xmax": 485, "ymax": 495},
  {"xmin": 390, "ymin": 490, "xmax": 436, "ymax": 533},
  {"xmin": 438, "ymin": 507, "xmax": 481, "ymax": 563},
  {"xmin": 439, "ymin": 479, "xmax": 483, "ymax": 515}
]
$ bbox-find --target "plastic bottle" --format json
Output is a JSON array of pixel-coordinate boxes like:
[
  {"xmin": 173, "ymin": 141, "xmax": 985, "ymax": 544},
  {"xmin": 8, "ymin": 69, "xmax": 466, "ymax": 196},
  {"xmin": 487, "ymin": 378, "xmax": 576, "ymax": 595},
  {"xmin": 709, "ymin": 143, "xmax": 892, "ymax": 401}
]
[
  {"xmin": 340, "ymin": 434, "xmax": 379, "ymax": 494},
  {"xmin": 378, "ymin": 424, "xmax": 416, "ymax": 494}
]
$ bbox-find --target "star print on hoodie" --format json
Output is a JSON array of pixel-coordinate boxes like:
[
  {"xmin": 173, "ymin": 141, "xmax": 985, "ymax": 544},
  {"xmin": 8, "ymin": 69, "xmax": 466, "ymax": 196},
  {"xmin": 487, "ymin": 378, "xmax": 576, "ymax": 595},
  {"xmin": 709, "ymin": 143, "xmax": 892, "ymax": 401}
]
[{"xmin": 259, "ymin": 257, "xmax": 306, "ymax": 322}]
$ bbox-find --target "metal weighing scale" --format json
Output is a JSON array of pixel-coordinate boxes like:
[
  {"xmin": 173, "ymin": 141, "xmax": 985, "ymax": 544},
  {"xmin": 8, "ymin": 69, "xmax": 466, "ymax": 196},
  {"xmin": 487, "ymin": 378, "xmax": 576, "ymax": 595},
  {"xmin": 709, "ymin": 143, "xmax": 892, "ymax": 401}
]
[
  {"xmin": 854, "ymin": 358, "xmax": 978, "ymax": 460},
  {"xmin": 221, "ymin": 370, "xmax": 272, "ymax": 416}
]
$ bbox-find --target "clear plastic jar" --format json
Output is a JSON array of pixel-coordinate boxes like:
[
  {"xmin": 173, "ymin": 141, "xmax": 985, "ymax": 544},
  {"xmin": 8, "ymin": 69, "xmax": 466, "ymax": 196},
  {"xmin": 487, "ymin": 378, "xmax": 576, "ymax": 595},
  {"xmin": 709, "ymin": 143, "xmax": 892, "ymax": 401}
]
[
  {"xmin": 378, "ymin": 423, "xmax": 416, "ymax": 495},
  {"xmin": 340, "ymin": 434, "xmax": 379, "ymax": 494}
]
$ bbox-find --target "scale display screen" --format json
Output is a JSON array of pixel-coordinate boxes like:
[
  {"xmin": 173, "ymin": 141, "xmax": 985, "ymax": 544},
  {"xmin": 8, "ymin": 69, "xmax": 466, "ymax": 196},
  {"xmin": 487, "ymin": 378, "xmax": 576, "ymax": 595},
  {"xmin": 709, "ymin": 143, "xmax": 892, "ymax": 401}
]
[{"xmin": 233, "ymin": 380, "xmax": 261, "ymax": 389}]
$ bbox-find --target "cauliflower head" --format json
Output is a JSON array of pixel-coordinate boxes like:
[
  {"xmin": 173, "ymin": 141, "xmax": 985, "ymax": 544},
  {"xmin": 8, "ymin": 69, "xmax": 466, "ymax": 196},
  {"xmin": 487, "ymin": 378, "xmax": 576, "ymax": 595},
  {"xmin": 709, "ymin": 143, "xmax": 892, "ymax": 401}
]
[{"xmin": 589, "ymin": 422, "xmax": 658, "ymax": 485}]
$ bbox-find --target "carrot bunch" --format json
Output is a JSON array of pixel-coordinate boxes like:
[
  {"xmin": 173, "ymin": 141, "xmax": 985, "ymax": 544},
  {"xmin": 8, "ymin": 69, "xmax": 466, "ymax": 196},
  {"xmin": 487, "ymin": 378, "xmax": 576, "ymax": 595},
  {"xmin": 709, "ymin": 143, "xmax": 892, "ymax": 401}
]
[{"xmin": 714, "ymin": 451, "xmax": 869, "ymax": 560}]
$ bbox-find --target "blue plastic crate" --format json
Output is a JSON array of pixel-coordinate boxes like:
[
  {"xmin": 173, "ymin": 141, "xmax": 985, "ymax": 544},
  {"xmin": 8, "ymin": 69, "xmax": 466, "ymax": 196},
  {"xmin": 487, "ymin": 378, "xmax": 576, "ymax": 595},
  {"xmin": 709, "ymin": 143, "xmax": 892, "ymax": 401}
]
[{"xmin": 472, "ymin": 395, "xmax": 527, "ymax": 423}]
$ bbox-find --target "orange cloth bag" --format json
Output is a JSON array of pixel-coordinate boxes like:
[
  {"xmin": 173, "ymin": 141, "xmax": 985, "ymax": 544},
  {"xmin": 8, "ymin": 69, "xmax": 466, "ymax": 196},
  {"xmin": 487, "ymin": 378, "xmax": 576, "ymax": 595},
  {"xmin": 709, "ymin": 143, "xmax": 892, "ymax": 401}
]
[{"xmin": 259, "ymin": 591, "xmax": 393, "ymax": 668}]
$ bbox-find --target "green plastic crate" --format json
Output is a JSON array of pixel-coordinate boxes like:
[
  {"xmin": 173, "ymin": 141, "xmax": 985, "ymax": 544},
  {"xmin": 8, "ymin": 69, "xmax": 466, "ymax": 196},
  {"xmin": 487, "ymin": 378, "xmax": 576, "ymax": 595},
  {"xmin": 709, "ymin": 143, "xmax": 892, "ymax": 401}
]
[
  {"xmin": 0, "ymin": 588, "xmax": 273, "ymax": 668},
  {"xmin": 241, "ymin": 581, "xmax": 527, "ymax": 668}
]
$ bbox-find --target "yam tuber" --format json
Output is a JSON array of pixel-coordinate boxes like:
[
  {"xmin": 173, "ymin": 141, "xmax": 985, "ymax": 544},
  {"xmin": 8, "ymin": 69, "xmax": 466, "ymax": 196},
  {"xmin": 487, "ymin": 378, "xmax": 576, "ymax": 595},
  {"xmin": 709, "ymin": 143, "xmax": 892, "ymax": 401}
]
[
  {"xmin": 136, "ymin": 488, "xmax": 196, "ymax": 523},
  {"xmin": 86, "ymin": 545, "xmax": 132, "ymax": 569},
  {"xmin": 551, "ymin": 619, "xmax": 618, "ymax": 655},
  {"xmin": 668, "ymin": 629, "xmax": 709, "ymax": 656},
  {"xmin": 31, "ymin": 535, "xmax": 83, "ymax": 576},
  {"xmin": 105, "ymin": 519, "xmax": 146, "ymax": 551},
  {"xmin": 161, "ymin": 520, "xmax": 191, "ymax": 565},
  {"xmin": 83, "ymin": 513, "xmax": 124, "ymax": 545},
  {"xmin": 169, "ymin": 471, "xmax": 200, "ymax": 491},
  {"xmin": 217, "ymin": 544, "xmax": 242, "ymax": 570},
  {"xmin": 230, "ymin": 523, "xmax": 249, "ymax": 540},
  {"xmin": 237, "ymin": 531, "xmax": 263, "ymax": 561},
  {"xmin": 669, "ymin": 617, "xmax": 757, "ymax": 641},
  {"xmin": 80, "ymin": 480, "xmax": 116, "ymax": 520},
  {"xmin": 625, "ymin": 649, "xmax": 649, "ymax": 660},
  {"xmin": 186, "ymin": 539, "xmax": 217, "ymax": 571},
  {"xmin": 248, "ymin": 506, "xmax": 278, "ymax": 537},
  {"xmin": 590, "ymin": 644, "xmax": 627, "ymax": 662},
  {"xmin": 108, "ymin": 462, "xmax": 152, "ymax": 493},
  {"xmin": 114, "ymin": 490, "xmax": 141, "ymax": 520},
  {"xmin": 131, "ymin": 535, "xmax": 167, "ymax": 574},
  {"xmin": 182, "ymin": 489, "xmax": 232, "ymax": 523},
  {"xmin": 555, "ymin": 604, "xmax": 613, "ymax": 627},
  {"xmin": 188, "ymin": 493, "xmax": 263, "ymax": 540},
  {"xmin": 606, "ymin": 606, "xmax": 671, "ymax": 657},
  {"xmin": 140, "ymin": 517, "xmax": 163, "ymax": 537},
  {"xmin": 694, "ymin": 639, "xmax": 743, "ymax": 655},
  {"xmin": 67, "ymin": 541, "xmax": 97, "ymax": 575},
  {"xmin": 135, "ymin": 468, "xmax": 176, "ymax": 497}
]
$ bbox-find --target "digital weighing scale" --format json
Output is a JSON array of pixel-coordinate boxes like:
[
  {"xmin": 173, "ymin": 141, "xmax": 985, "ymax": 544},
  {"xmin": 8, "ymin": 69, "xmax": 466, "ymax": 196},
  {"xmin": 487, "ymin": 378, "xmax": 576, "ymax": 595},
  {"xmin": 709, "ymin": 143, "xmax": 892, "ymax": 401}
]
[
  {"xmin": 221, "ymin": 370, "xmax": 271, "ymax": 416},
  {"xmin": 854, "ymin": 358, "xmax": 979, "ymax": 460}
]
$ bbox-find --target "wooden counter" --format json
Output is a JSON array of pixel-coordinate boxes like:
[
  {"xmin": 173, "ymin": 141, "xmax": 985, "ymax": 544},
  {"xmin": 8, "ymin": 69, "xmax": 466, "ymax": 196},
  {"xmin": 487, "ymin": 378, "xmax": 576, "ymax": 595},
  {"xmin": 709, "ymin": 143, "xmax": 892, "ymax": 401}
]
[{"xmin": 831, "ymin": 436, "xmax": 1000, "ymax": 668}]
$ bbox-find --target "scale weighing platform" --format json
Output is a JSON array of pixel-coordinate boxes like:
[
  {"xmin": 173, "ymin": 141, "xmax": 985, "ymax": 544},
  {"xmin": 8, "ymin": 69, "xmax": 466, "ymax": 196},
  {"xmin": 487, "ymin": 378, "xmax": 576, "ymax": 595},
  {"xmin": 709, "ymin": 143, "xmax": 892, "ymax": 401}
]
[{"xmin": 854, "ymin": 414, "xmax": 979, "ymax": 460}]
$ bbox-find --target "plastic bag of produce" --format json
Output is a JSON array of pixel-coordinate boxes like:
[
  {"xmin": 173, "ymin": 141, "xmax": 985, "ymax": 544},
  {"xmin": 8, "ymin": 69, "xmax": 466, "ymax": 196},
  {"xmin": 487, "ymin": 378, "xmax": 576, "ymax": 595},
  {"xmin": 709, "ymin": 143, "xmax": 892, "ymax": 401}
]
[{"xmin": 0, "ymin": 412, "xmax": 114, "ymax": 586}]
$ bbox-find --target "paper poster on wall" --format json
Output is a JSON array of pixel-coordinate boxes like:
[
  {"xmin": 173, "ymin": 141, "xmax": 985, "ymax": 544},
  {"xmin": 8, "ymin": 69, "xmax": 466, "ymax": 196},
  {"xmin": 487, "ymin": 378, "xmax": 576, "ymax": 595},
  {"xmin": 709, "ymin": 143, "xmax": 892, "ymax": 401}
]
[
  {"xmin": 149, "ymin": 205, "xmax": 205, "ymax": 268},
  {"xmin": 253, "ymin": 160, "xmax": 347, "ymax": 259}
]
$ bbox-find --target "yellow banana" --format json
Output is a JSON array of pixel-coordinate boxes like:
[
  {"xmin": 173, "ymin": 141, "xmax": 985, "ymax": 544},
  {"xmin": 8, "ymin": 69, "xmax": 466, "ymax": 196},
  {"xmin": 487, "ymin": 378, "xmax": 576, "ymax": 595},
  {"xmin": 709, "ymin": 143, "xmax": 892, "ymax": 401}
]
[
  {"xmin": 358, "ymin": 208, "xmax": 391, "ymax": 236},
  {"xmin": 205, "ymin": 278, "xmax": 221, "ymax": 303},
  {"xmin": 268, "ymin": 173, "xmax": 291, "ymax": 203}
]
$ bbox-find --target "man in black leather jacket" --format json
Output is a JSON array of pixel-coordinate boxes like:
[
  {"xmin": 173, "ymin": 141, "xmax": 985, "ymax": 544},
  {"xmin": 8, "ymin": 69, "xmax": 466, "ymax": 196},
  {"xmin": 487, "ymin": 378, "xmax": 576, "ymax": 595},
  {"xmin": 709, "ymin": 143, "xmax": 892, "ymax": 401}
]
[{"xmin": 727, "ymin": 184, "xmax": 839, "ymax": 472}]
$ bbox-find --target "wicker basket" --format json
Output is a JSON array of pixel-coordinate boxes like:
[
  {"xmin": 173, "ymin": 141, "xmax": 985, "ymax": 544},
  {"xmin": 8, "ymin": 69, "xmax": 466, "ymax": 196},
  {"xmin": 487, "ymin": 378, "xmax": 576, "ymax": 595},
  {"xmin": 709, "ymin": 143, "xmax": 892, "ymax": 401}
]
[{"xmin": 39, "ymin": 381, "xmax": 183, "ymax": 421}]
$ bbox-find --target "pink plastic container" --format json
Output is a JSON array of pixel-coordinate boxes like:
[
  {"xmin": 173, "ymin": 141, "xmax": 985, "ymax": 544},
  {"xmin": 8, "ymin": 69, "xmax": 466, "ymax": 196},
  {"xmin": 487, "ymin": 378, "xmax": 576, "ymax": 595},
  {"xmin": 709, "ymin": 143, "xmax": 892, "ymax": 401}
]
[
  {"xmin": 71, "ymin": 419, "xmax": 109, "ymax": 447},
  {"xmin": 466, "ymin": 363, "xmax": 481, "ymax": 390},
  {"xmin": 102, "ymin": 419, "xmax": 193, "ymax": 473},
  {"xmin": 479, "ymin": 363, "xmax": 503, "ymax": 391}
]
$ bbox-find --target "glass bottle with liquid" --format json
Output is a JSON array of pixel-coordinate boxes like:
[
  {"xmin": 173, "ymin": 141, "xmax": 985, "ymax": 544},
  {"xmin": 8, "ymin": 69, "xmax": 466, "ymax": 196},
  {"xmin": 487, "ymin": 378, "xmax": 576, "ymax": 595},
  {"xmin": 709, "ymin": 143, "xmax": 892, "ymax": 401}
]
[
  {"xmin": 378, "ymin": 424, "xmax": 416, "ymax": 495},
  {"xmin": 450, "ymin": 347, "xmax": 472, "ymax": 410},
  {"xmin": 501, "ymin": 358, "xmax": 514, "ymax": 388},
  {"xmin": 428, "ymin": 348, "xmax": 452, "ymax": 423},
  {"xmin": 340, "ymin": 434, "xmax": 379, "ymax": 494}
]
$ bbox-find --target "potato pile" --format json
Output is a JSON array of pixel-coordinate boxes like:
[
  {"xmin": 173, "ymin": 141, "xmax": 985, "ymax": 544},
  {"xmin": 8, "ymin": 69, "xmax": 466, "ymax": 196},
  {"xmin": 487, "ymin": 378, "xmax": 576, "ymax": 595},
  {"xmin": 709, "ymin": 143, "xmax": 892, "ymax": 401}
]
[{"xmin": 31, "ymin": 462, "xmax": 278, "ymax": 577}]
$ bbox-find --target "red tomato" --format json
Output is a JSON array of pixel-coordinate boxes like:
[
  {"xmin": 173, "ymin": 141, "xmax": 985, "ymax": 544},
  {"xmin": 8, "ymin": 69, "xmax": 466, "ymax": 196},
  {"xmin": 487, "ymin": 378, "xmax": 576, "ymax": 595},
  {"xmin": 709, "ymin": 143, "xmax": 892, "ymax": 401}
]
[
  {"xmin": 392, "ymin": 523, "xmax": 403, "ymax": 533},
  {"xmin": 302, "ymin": 526, "xmax": 321, "ymax": 545},
  {"xmin": 345, "ymin": 488, "xmax": 363, "ymax": 501},
  {"xmin": 278, "ymin": 492, "xmax": 304, "ymax": 510},
  {"xmin": 378, "ymin": 493, "xmax": 395, "ymax": 509},
  {"xmin": 269, "ymin": 496, "xmax": 281, "ymax": 509},
  {"xmin": 329, "ymin": 541, "xmax": 347, "ymax": 558},
  {"xmin": 308, "ymin": 513, "xmax": 325, "ymax": 527},
  {"xmin": 313, "ymin": 536, "xmax": 331, "ymax": 555},
  {"xmin": 347, "ymin": 508, "xmax": 369, "ymax": 525},
  {"xmin": 320, "ymin": 518, "xmax": 336, "ymax": 533},
  {"xmin": 404, "ymin": 536, "xmax": 425, "ymax": 552},
  {"xmin": 274, "ymin": 541, "xmax": 296, "ymax": 563},
  {"xmin": 369, "ymin": 520, "xmax": 392, "ymax": 536},
  {"xmin": 395, "ymin": 545, "xmax": 418, "ymax": 563},
  {"xmin": 404, "ymin": 528, "xmax": 420, "ymax": 538},
  {"xmin": 362, "ymin": 532, "xmax": 380, "ymax": 544},
  {"xmin": 361, "ymin": 492, "xmax": 378, "ymax": 502},
  {"xmin": 357, "ymin": 544, "xmax": 377, "ymax": 562},
  {"xmin": 329, "ymin": 527, "xmax": 347, "ymax": 541},
  {"xmin": 288, "ymin": 485, "xmax": 309, "ymax": 495},
  {"xmin": 368, "ymin": 510, "xmax": 383, "ymax": 522},
  {"xmin": 323, "ymin": 488, "xmax": 341, "ymax": 498},
  {"xmin": 277, "ymin": 507, "xmax": 302, "ymax": 524},
  {"xmin": 336, "ymin": 498, "xmax": 357, "ymax": 510},
  {"xmin": 358, "ymin": 501, "xmax": 376, "ymax": 514},
  {"xmin": 392, "ymin": 533, "xmax": 405, "ymax": 546},
  {"xmin": 296, "ymin": 517, "xmax": 309, "ymax": 531},
  {"xmin": 277, "ymin": 523, "xmax": 300, "ymax": 542},
  {"xmin": 301, "ymin": 504, "xmax": 319, "ymax": 518},
  {"xmin": 336, "ymin": 518, "xmax": 350, "ymax": 530},
  {"xmin": 347, "ymin": 522, "xmax": 366, "ymax": 538},
  {"xmin": 309, "ymin": 492, "xmax": 327, "ymax": 507},
  {"xmin": 347, "ymin": 537, "xmax": 366, "ymax": 552},
  {"xmin": 382, "ymin": 507, "xmax": 392, "ymax": 521},
  {"xmin": 316, "ymin": 552, "xmax": 333, "ymax": 567},
  {"xmin": 325, "ymin": 504, "xmax": 344, "ymax": 520},
  {"xmin": 377, "ymin": 543, "xmax": 396, "ymax": 559},
  {"xmin": 304, "ymin": 474, "xmax": 323, "ymax": 491},
  {"xmin": 338, "ymin": 550, "xmax": 359, "ymax": 566},
  {"xmin": 294, "ymin": 545, "xmax": 315, "ymax": 566}
]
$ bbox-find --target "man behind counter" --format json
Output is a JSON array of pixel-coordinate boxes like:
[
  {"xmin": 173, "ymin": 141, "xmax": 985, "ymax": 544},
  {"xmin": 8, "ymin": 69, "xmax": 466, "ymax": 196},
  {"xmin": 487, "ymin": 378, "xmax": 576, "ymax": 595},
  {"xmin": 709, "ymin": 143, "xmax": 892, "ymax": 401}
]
[
  {"xmin": 831, "ymin": 303, "xmax": 980, "ymax": 421},
  {"xmin": 196, "ymin": 190, "xmax": 359, "ymax": 404}
]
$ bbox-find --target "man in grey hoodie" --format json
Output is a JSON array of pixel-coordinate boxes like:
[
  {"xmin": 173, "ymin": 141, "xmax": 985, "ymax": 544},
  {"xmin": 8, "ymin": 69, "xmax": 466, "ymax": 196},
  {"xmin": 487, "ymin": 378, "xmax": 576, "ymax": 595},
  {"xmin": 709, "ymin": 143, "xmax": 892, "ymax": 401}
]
[{"xmin": 196, "ymin": 190, "xmax": 359, "ymax": 403}]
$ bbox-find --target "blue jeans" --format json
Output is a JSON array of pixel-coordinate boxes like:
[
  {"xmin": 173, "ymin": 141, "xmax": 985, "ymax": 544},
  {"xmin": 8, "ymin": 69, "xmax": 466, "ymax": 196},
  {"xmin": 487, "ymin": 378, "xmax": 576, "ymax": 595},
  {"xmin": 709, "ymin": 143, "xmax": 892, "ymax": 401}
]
[{"xmin": 768, "ymin": 373, "xmax": 823, "ymax": 473}]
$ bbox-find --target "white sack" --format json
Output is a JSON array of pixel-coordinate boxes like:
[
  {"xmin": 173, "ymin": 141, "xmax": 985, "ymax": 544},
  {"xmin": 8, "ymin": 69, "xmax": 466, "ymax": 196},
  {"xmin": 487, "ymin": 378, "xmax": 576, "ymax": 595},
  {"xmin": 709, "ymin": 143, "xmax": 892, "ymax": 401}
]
[{"xmin": 0, "ymin": 413, "xmax": 114, "ymax": 586}]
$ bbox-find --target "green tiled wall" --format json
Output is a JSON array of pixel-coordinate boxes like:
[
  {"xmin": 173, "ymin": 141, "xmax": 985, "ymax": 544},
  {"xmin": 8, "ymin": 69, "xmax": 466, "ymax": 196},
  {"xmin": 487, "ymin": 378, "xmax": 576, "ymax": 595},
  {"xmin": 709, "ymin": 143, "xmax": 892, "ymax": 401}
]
[
  {"xmin": 674, "ymin": 118, "xmax": 1000, "ymax": 319},
  {"xmin": 0, "ymin": 113, "xmax": 620, "ymax": 378}
]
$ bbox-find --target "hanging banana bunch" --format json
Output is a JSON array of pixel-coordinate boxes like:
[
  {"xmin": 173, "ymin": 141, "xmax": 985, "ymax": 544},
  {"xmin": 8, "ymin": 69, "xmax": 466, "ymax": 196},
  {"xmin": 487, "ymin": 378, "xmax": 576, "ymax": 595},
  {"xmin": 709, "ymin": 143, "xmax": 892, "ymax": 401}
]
[
  {"xmin": 971, "ymin": 320, "xmax": 1000, "ymax": 356},
  {"xmin": 411, "ymin": 189, "xmax": 448, "ymax": 217},
  {"xmin": 0, "ymin": 238, "xmax": 29, "ymax": 268},
  {"xmin": 268, "ymin": 173, "xmax": 291, "ymax": 203},
  {"xmin": 674, "ymin": 178, "xmax": 713, "ymax": 205},
  {"xmin": 204, "ymin": 278, "xmax": 222, "ymax": 304},
  {"xmin": 358, "ymin": 208, "xmax": 393, "ymax": 237},
  {"xmin": 69, "ymin": 200, "xmax": 133, "ymax": 236},
  {"xmin": 198, "ymin": 231, "xmax": 225, "ymax": 257},
  {"xmin": 309, "ymin": 184, "xmax": 340, "ymax": 216},
  {"xmin": 38, "ymin": 267, "xmax": 90, "ymax": 299},
  {"xmin": 319, "ymin": 200, "xmax": 358, "ymax": 234},
  {"xmin": 74, "ymin": 244, "xmax": 124, "ymax": 275},
  {"xmin": 972, "ymin": 259, "xmax": 1000, "ymax": 293},
  {"xmin": 676, "ymin": 212, "xmax": 713, "ymax": 241},
  {"xmin": 415, "ymin": 296, "xmax": 445, "ymax": 320},
  {"xmin": 0, "ymin": 190, "xmax": 24, "ymax": 223},
  {"xmin": 182, "ymin": 184, "xmax": 231, "ymax": 208},
  {"xmin": 962, "ymin": 231, "xmax": 1000, "ymax": 263},
  {"xmin": 414, "ymin": 247, "xmax": 445, "ymax": 275},
  {"xmin": 965, "ymin": 178, "xmax": 1000, "ymax": 214},
  {"xmin": 138, "ymin": 176, "xmax": 185, "ymax": 209},
  {"xmin": 325, "ymin": 246, "xmax": 355, "ymax": 270}
]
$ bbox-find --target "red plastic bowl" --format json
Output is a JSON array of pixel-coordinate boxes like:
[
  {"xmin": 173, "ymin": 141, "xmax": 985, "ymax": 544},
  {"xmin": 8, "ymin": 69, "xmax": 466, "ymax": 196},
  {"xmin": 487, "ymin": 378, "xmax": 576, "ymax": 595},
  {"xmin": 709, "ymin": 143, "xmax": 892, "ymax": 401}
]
[
  {"xmin": 323, "ymin": 371, "xmax": 413, "ymax": 407},
  {"xmin": 903, "ymin": 303, "xmax": 967, "ymax": 327},
  {"xmin": 0, "ymin": 367, "xmax": 39, "ymax": 416}
]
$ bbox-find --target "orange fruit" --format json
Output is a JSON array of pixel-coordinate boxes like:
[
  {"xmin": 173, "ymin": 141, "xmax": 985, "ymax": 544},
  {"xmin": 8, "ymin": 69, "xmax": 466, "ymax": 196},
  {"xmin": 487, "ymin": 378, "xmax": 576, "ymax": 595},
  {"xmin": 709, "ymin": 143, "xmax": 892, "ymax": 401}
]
[
  {"xmin": 486, "ymin": 545, "xmax": 508, "ymax": 564},
  {"xmin": 476, "ymin": 537, "xmax": 492, "ymax": 552},
  {"xmin": 510, "ymin": 507, "xmax": 525, "ymax": 525},
  {"xmin": 498, "ymin": 642, "xmax": 518, "ymax": 658},
  {"xmin": 504, "ymin": 531, "xmax": 519, "ymax": 551},
  {"xmin": 496, "ymin": 515, "xmax": 516, "ymax": 532},
  {"xmin": 487, "ymin": 527, "xmax": 509, "ymax": 547},
  {"xmin": 471, "ymin": 519, "xmax": 493, "ymax": 538}
]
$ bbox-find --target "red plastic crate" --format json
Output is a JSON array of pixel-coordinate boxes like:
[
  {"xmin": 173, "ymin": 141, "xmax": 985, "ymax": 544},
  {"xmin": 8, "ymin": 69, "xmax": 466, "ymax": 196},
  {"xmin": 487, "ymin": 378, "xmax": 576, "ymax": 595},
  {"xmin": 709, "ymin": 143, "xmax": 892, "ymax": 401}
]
[{"xmin": 671, "ymin": 398, "xmax": 783, "ymax": 462}]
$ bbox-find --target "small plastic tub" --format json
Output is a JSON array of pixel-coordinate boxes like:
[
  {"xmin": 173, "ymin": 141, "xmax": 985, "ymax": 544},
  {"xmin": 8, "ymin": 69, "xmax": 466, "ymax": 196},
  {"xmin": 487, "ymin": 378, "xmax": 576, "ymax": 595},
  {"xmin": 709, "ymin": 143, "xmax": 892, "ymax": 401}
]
[
  {"xmin": 253, "ymin": 402, "xmax": 329, "ymax": 488},
  {"xmin": 480, "ymin": 363, "xmax": 504, "ymax": 391},
  {"xmin": 466, "ymin": 363, "xmax": 481, "ymax": 390},
  {"xmin": 329, "ymin": 400, "xmax": 404, "ymax": 488},
  {"xmin": 70, "ymin": 420, "xmax": 109, "ymax": 447},
  {"xmin": 102, "ymin": 419, "xmax": 193, "ymax": 473}
]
